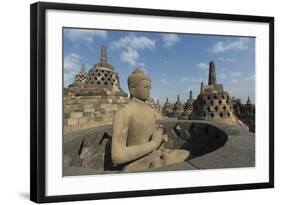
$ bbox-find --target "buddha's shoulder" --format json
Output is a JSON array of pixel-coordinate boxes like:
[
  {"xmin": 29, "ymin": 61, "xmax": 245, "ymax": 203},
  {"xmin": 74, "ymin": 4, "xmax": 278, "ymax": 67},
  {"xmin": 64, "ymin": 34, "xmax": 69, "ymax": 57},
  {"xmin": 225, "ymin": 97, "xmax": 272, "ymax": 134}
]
[
  {"xmin": 115, "ymin": 100, "xmax": 151, "ymax": 114},
  {"xmin": 114, "ymin": 102, "xmax": 135, "ymax": 116},
  {"xmin": 121, "ymin": 101, "xmax": 140, "ymax": 111}
]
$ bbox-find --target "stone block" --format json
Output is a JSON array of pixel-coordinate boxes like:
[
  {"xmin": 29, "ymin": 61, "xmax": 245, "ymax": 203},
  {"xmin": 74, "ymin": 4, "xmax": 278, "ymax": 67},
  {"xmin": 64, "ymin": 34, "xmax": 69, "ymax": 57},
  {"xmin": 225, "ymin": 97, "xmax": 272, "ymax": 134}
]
[
  {"xmin": 64, "ymin": 113, "xmax": 70, "ymax": 118},
  {"xmin": 95, "ymin": 116, "xmax": 103, "ymax": 121},
  {"xmin": 78, "ymin": 117, "xmax": 88, "ymax": 124},
  {"xmin": 84, "ymin": 108, "xmax": 94, "ymax": 112},
  {"xmin": 84, "ymin": 112, "xmax": 94, "ymax": 117},
  {"xmin": 94, "ymin": 112, "xmax": 102, "ymax": 118},
  {"xmin": 70, "ymin": 112, "xmax": 84, "ymax": 118},
  {"xmin": 84, "ymin": 104, "xmax": 93, "ymax": 109},
  {"xmin": 65, "ymin": 118, "xmax": 79, "ymax": 126},
  {"xmin": 95, "ymin": 108, "xmax": 105, "ymax": 113}
]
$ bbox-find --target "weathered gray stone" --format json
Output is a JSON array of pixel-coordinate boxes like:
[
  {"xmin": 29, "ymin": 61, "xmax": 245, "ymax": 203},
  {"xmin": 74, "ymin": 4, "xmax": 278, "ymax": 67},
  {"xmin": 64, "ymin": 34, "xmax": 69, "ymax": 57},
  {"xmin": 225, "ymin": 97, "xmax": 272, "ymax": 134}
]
[{"xmin": 64, "ymin": 119, "xmax": 255, "ymax": 176}]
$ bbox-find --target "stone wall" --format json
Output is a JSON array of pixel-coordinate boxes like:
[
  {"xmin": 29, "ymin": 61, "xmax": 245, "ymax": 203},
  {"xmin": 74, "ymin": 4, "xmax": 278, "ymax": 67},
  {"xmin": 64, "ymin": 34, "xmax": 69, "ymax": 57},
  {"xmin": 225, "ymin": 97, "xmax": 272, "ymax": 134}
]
[
  {"xmin": 64, "ymin": 95, "xmax": 163, "ymax": 134},
  {"xmin": 236, "ymin": 114, "xmax": 255, "ymax": 133},
  {"xmin": 64, "ymin": 95, "xmax": 128, "ymax": 134}
]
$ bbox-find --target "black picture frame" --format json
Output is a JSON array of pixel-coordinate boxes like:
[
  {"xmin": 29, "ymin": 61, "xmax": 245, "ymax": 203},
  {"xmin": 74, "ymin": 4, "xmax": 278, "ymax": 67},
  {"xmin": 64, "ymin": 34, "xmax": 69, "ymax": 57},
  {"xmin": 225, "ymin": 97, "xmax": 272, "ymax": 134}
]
[{"xmin": 30, "ymin": 1, "xmax": 274, "ymax": 203}]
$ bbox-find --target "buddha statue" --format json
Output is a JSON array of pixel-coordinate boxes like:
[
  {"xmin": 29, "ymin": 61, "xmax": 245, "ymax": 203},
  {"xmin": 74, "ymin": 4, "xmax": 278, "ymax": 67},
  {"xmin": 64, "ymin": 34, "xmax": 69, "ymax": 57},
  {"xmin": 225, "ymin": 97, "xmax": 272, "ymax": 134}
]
[{"xmin": 111, "ymin": 68, "xmax": 189, "ymax": 172}]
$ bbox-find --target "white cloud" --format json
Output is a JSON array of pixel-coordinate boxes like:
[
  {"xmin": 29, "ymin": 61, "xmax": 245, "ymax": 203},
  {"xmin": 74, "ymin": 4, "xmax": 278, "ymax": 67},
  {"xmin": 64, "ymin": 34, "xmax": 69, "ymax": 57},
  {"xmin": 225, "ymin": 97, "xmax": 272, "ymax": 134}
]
[
  {"xmin": 140, "ymin": 67, "xmax": 148, "ymax": 74},
  {"xmin": 64, "ymin": 72, "xmax": 76, "ymax": 87},
  {"xmin": 218, "ymin": 57, "xmax": 237, "ymax": 62},
  {"xmin": 230, "ymin": 72, "xmax": 242, "ymax": 77},
  {"xmin": 229, "ymin": 79, "xmax": 238, "ymax": 84},
  {"xmin": 64, "ymin": 29, "xmax": 107, "ymax": 44},
  {"xmin": 217, "ymin": 70, "xmax": 243, "ymax": 80},
  {"xmin": 120, "ymin": 47, "xmax": 139, "ymax": 66},
  {"xmin": 64, "ymin": 53, "xmax": 81, "ymax": 71},
  {"xmin": 160, "ymin": 78, "xmax": 171, "ymax": 84},
  {"xmin": 162, "ymin": 34, "xmax": 180, "ymax": 48},
  {"xmin": 191, "ymin": 77, "xmax": 204, "ymax": 83},
  {"xmin": 64, "ymin": 53, "xmax": 82, "ymax": 86},
  {"xmin": 196, "ymin": 62, "xmax": 209, "ymax": 70},
  {"xmin": 136, "ymin": 62, "xmax": 146, "ymax": 68},
  {"xmin": 220, "ymin": 68, "xmax": 228, "ymax": 72},
  {"xmin": 244, "ymin": 74, "xmax": 255, "ymax": 81},
  {"xmin": 181, "ymin": 76, "xmax": 204, "ymax": 83},
  {"xmin": 210, "ymin": 38, "xmax": 249, "ymax": 53},
  {"xmin": 180, "ymin": 77, "xmax": 189, "ymax": 82},
  {"xmin": 111, "ymin": 34, "xmax": 155, "ymax": 67},
  {"xmin": 218, "ymin": 72, "xmax": 227, "ymax": 79},
  {"xmin": 111, "ymin": 34, "xmax": 155, "ymax": 50}
]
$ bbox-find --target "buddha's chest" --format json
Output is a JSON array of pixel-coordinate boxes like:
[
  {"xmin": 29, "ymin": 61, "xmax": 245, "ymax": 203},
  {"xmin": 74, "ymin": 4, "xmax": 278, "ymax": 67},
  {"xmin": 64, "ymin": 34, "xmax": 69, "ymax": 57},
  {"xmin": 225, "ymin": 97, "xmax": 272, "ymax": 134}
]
[
  {"xmin": 127, "ymin": 106, "xmax": 155, "ymax": 144},
  {"xmin": 131, "ymin": 110, "xmax": 155, "ymax": 129}
]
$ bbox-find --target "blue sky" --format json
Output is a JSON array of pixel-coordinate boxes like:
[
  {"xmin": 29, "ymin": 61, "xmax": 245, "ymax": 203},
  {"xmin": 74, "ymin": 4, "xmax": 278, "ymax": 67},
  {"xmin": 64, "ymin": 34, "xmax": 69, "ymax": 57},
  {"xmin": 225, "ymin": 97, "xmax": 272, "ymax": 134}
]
[{"xmin": 63, "ymin": 28, "xmax": 255, "ymax": 105}]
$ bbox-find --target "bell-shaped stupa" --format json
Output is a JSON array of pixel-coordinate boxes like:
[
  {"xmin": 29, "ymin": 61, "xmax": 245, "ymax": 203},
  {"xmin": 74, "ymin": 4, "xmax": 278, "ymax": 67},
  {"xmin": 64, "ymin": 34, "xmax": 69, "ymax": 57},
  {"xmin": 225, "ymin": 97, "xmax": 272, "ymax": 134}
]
[
  {"xmin": 64, "ymin": 46, "xmax": 128, "ymax": 133},
  {"xmin": 190, "ymin": 61, "xmax": 241, "ymax": 125}
]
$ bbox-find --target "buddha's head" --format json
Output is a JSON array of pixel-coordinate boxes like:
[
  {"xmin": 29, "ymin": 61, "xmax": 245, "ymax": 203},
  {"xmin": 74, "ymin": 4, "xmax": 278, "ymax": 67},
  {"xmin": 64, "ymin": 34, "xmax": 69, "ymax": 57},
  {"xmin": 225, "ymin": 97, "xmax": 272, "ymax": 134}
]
[{"xmin": 128, "ymin": 68, "xmax": 151, "ymax": 101}]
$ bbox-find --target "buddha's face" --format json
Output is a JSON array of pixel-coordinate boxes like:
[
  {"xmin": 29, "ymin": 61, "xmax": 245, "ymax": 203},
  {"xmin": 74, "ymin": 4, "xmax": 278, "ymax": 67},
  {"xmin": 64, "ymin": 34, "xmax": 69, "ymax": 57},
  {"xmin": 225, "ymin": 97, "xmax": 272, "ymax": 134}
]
[{"xmin": 132, "ymin": 80, "xmax": 151, "ymax": 101}]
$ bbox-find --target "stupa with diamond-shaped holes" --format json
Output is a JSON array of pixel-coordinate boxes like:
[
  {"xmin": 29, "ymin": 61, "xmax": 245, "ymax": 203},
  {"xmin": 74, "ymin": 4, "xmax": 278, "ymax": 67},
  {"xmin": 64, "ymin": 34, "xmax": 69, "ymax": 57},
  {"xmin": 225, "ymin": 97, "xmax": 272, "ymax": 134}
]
[{"xmin": 189, "ymin": 61, "xmax": 241, "ymax": 125}]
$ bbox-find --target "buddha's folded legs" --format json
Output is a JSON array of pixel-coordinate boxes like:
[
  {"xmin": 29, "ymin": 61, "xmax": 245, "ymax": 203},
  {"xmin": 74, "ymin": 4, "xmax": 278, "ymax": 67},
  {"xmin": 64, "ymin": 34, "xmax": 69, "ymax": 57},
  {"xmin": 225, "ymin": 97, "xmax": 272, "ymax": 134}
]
[
  {"xmin": 123, "ymin": 149, "xmax": 163, "ymax": 172},
  {"xmin": 123, "ymin": 147, "xmax": 190, "ymax": 172},
  {"xmin": 160, "ymin": 148, "xmax": 190, "ymax": 166}
]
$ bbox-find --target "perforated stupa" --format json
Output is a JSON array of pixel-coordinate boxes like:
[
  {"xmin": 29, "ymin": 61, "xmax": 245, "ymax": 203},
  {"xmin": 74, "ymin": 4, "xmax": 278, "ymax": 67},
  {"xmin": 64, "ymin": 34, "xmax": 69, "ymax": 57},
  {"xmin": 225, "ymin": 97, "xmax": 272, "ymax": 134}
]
[{"xmin": 190, "ymin": 61, "xmax": 241, "ymax": 125}]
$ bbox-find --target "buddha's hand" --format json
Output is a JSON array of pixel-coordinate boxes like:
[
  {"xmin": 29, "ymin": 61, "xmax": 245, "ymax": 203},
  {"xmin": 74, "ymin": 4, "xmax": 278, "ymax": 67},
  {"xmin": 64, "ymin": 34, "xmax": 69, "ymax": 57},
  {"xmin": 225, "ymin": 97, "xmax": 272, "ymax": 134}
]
[
  {"xmin": 158, "ymin": 126, "xmax": 168, "ymax": 143},
  {"xmin": 163, "ymin": 133, "xmax": 168, "ymax": 142},
  {"xmin": 151, "ymin": 128, "xmax": 165, "ymax": 147}
]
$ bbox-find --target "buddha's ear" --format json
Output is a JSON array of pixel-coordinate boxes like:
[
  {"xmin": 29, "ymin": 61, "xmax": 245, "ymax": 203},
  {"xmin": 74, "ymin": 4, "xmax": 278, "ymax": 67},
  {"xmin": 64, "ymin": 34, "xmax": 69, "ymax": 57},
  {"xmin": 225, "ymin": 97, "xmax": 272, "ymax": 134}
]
[
  {"xmin": 130, "ymin": 87, "xmax": 135, "ymax": 96},
  {"xmin": 129, "ymin": 86, "xmax": 135, "ymax": 97}
]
